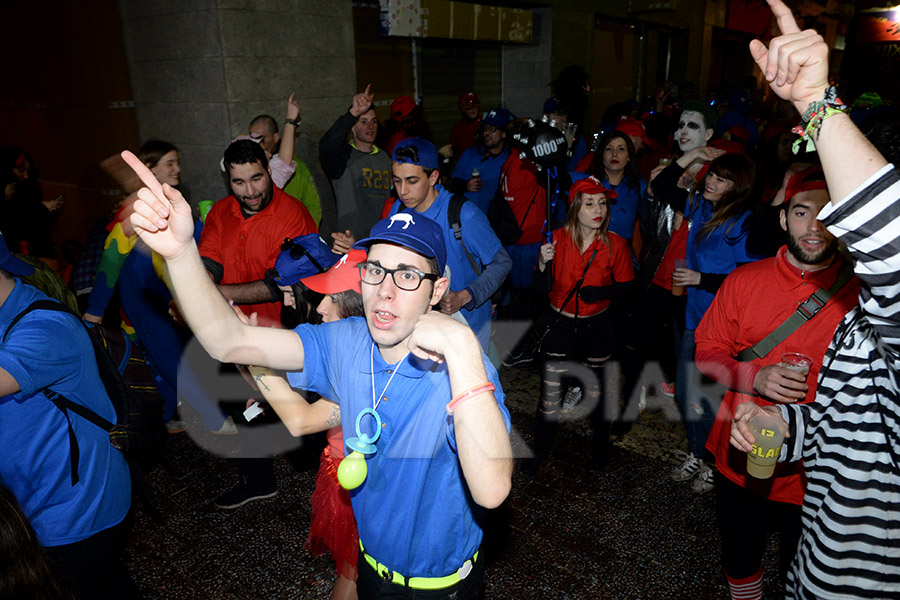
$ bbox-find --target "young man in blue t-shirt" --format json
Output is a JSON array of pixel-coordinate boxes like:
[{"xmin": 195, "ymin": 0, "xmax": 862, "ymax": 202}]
[
  {"xmin": 388, "ymin": 137, "xmax": 511, "ymax": 353},
  {"xmin": 0, "ymin": 241, "xmax": 136, "ymax": 598},
  {"xmin": 124, "ymin": 152, "xmax": 513, "ymax": 599}
]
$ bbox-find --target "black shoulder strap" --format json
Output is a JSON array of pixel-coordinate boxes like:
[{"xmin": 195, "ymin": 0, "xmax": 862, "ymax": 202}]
[
  {"xmin": 737, "ymin": 262, "xmax": 855, "ymax": 362},
  {"xmin": 4, "ymin": 300, "xmax": 115, "ymax": 485},
  {"xmin": 448, "ymin": 194, "xmax": 482, "ymax": 276},
  {"xmin": 2, "ymin": 299, "xmax": 67, "ymax": 341},
  {"xmin": 556, "ymin": 247, "xmax": 599, "ymax": 318}
]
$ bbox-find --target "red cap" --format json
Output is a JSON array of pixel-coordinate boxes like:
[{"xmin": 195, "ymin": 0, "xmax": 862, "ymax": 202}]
[
  {"xmin": 724, "ymin": 124, "xmax": 751, "ymax": 145},
  {"xmin": 391, "ymin": 95, "xmax": 416, "ymax": 120},
  {"xmin": 784, "ymin": 165, "xmax": 827, "ymax": 205},
  {"xmin": 709, "ymin": 138, "xmax": 746, "ymax": 155},
  {"xmin": 569, "ymin": 176, "xmax": 617, "ymax": 200},
  {"xmin": 300, "ymin": 249, "xmax": 366, "ymax": 294},
  {"xmin": 615, "ymin": 117, "xmax": 651, "ymax": 147},
  {"xmin": 458, "ymin": 92, "xmax": 480, "ymax": 109}
]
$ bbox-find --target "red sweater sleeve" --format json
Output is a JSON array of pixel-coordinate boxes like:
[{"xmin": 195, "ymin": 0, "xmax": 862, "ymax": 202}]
[{"xmin": 694, "ymin": 273, "xmax": 760, "ymax": 394}]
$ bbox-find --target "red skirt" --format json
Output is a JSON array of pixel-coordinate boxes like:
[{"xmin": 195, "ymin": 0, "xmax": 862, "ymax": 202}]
[{"xmin": 304, "ymin": 445, "xmax": 360, "ymax": 580}]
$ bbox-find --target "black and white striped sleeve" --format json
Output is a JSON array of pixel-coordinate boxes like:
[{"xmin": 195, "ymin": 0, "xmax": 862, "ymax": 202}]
[{"xmin": 817, "ymin": 165, "xmax": 900, "ymax": 347}]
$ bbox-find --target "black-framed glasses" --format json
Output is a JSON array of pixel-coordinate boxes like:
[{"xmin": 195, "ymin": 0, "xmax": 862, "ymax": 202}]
[
  {"xmin": 358, "ymin": 262, "xmax": 437, "ymax": 291},
  {"xmin": 280, "ymin": 238, "xmax": 325, "ymax": 273}
]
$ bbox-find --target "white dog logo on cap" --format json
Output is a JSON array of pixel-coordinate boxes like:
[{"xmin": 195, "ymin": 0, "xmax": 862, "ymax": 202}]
[{"xmin": 388, "ymin": 213, "xmax": 415, "ymax": 230}]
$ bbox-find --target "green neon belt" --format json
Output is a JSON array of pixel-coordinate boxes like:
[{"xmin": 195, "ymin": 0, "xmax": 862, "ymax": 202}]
[{"xmin": 358, "ymin": 540, "xmax": 479, "ymax": 590}]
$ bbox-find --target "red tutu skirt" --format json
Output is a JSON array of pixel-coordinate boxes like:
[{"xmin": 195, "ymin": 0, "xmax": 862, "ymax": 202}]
[{"xmin": 304, "ymin": 445, "xmax": 360, "ymax": 580}]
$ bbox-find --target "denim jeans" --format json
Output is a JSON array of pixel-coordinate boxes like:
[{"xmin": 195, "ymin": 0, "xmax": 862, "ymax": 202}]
[{"xmin": 674, "ymin": 329, "xmax": 723, "ymax": 458}]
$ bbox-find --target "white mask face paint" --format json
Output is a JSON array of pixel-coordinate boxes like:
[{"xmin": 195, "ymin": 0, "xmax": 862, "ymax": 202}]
[{"xmin": 675, "ymin": 111, "xmax": 711, "ymax": 152}]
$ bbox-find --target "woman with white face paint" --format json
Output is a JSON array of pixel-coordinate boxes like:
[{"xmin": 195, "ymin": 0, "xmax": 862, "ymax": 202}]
[{"xmin": 647, "ymin": 148, "xmax": 761, "ymax": 494}]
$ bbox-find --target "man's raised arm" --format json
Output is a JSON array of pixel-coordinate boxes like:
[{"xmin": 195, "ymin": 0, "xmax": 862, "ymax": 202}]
[
  {"xmin": 124, "ymin": 151, "xmax": 304, "ymax": 371},
  {"xmin": 407, "ymin": 312, "xmax": 513, "ymax": 509},
  {"xmin": 752, "ymin": 0, "xmax": 888, "ymax": 201}
]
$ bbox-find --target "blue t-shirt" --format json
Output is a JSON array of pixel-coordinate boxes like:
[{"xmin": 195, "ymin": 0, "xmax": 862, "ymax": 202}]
[
  {"xmin": 604, "ymin": 176, "xmax": 646, "ymax": 242},
  {"xmin": 684, "ymin": 199, "xmax": 756, "ymax": 330},
  {"xmin": 389, "ymin": 186, "xmax": 504, "ymax": 351},
  {"xmin": 566, "ymin": 135, "xmax": 589, "ymax": 172},
  {"xmin": 452, "ymin": 146, "xmax": 510, "ymax": 214},
  {"xmin": 0, "ymin": 280, "xmax": 131, "ymax": 546},
  {"xmin": 287, "ymin": 317, "xmax": 510, "ymax": 578}
]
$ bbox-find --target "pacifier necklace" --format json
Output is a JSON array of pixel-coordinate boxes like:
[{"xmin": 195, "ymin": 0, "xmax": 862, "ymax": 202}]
[{"xmin": 338, "ymin": 343, "xmax": 409, "ymax": 490}]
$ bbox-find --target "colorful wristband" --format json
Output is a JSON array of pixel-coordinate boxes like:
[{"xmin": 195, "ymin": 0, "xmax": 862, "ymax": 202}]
[
  {"xmin": 446, "ymin": 383, "xmax": 496, "ymax": 414},
  {"xmin": 791, "ymin": 86, "xmax": 848, "ymax": 154}
]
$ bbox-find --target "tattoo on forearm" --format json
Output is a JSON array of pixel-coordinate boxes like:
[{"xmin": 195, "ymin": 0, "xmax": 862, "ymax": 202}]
[
  {"xmin": 255, "ymin": 374, "xmax": 271, "ymax": 392},
  {"xmin": 327, "ymin": 404, "xmax": 341, "ymax": 427}
]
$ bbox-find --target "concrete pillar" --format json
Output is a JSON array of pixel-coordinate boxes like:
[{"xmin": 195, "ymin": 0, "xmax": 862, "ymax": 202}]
[
  {"xmin": 502, "ymin": 8, "xmax": 553, "ymax": 121},
  {"xmin": 119, "ymin": 0, "xmax": 356, "ymax": 205}
]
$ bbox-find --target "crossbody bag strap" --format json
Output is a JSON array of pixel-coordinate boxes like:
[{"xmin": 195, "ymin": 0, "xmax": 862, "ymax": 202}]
[
  {"xmin": 737, "ymin": 262, "xmax": 855, "ymax": 362},
  {"xmin": 553, "ymin": 247, "xmax": 599, "ymax": 321}
]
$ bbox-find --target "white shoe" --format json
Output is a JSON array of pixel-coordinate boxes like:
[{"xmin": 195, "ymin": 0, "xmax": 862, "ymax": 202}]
[
  {"xmin": 166, "ymin": 419, "xmax": 187, "ymax": 434},
  {"xmin": 691, "ymin": 462, "xmax": 715, "ymax": 494},
  {"xmin": 561, "ymin": 387, "xmax": 583, "ymax": 412},
  {"xmin": 670, "ymin": 452, "xmax": 702, "ymax": 482},
  {"xmin": 211, "ymin": 415, "xmax": 238, "ymax": 435}
]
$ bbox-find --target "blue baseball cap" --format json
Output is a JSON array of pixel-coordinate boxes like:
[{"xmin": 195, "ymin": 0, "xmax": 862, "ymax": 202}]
[
  {"xmin": 0, "ymin": 234, "xmax": 34, "ymax": 276},
  {"xmin": 273, "ymin": 233, "xmax": 340, "ymax": 285},
  {"xmin": 483, "ymin": 108, "xmax": 514, "ymax": 127},
  {"xmin": 543, "ymin": 97, "xmax": 567, "ymax": 115},
  {"xmin": 354, "ymin": 213, "xmax": 447, "ymax": 275},
  {"xmin": 392, "ymin": 137, "xmax": 440, "ymax": 170}
]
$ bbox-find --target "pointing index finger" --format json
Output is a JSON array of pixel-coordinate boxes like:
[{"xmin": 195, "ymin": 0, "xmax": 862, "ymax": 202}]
[
  {"xmin": 121, "ymin": 150, "xmax": 169, "ymax": 212},
  {"xmin": 766, "ymin": 0, "xmax": 801, "ymax": 35}
]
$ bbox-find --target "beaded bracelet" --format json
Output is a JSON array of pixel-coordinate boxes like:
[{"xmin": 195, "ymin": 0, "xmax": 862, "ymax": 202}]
[
  {"xmin": 446, "ymin": 382, "xmax": 496, "ymax": 415},
  {"xmin": 791, "ymin": 86, "xmax": 848, "ymax": 154}
]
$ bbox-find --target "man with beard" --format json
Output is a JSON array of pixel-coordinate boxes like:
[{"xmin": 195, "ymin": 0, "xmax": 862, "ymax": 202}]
[
  {"xmin": 199, "ymin": 139, "xmax": 317, "ymax": 508},
  {"xmin": 451, "ymin": 108, "xmax": 513, "ymax": 214},
  {"xmin": 691, "ymin": 165, "xmax": 860, "ymax": 600},
  {"xmin": 200, "ymin": 139, "xmax": 317, "ymax": 329}
]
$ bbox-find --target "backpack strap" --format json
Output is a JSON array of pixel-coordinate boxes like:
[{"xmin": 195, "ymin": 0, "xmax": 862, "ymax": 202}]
[
  {"xmin": 737, "ymin": 262, "xmax": 855, "ymax": 361},
  {"xmin": 4, "ymin": 300, "xmax": 114, "ymax": 485},
  {"xmin": 448, "ymin": 194, "xmax": 482, "ymax": 276}
]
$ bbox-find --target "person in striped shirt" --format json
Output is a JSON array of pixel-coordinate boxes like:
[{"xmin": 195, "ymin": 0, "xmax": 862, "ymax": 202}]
[{"xmin": 730, "ymin": 1, "xmax": 900, "ymax": 598}]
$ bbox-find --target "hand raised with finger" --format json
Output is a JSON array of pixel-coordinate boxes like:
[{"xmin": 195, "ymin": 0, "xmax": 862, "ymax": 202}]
[
  {"xmin": 122, "ymin": 150, "xmax": 195, "ymax": 261},
  {"xmin": 350, "ymin": 84, "xmax": 374, "ymax": 118},
  {"xmin": 750, "ymin": 0, "xmax": 829, "ymax": 113},
  {"xmin": 286, "ymin": 92, "xmax": 301, "ymax": 121}
]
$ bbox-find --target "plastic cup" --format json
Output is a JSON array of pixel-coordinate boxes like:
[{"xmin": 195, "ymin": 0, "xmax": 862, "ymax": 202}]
[
  {"xmin": 671, "ymin": 259, "xmax": 689, "ymax": 297},
  {"xmin": 659, "ymin": 157, "xmax": 672, "ymax": 167},
  {"xmin": 746, "ymin": 414, "xmax": 786, "ymax": 479},
  {"xmin": 781, "ymin": 352, "xmax": 813, "ymax": 377},
  {"xmin": 471, "ymin": 168, "xmax": 480, "ymax": 178},
  {"xmin": 198, "ymin": 200, "xmax": 213, "ymax": 223}
]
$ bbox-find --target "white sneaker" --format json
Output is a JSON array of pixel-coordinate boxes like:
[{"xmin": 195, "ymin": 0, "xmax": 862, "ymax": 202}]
[
  {"xmin": 211, "ymin": 415, "xmax": 238, "ymax": 435},
  {"xmin": 691, "ymin": 462, "xmax": 715, "ymax": 494},
  {"xmin": 670, "ymin": 452, "xmax": 702, "ymax": 482},
  {"xmin": 561, "ymin": 386, "xmax": 583, "ymax": 412},
  {"xmin": 166, "ymin": 419, "xmax": 187, "ymax": 434}
]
